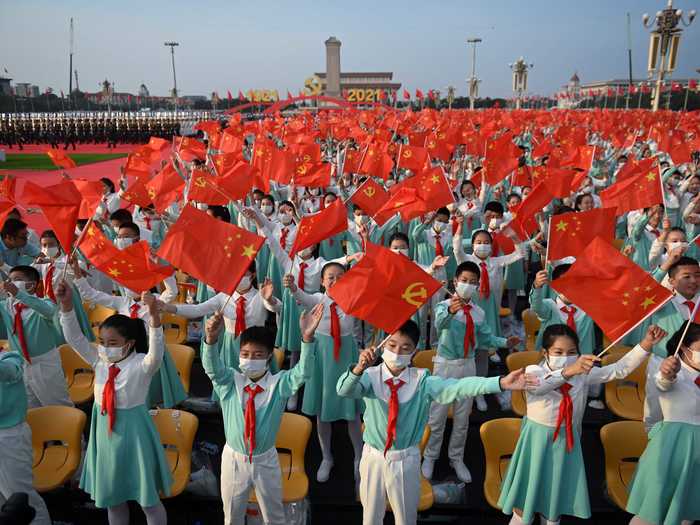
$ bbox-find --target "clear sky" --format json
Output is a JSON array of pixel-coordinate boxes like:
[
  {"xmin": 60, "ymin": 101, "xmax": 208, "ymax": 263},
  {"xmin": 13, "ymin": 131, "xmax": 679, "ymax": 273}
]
[{"xmin": 2, "ymin": 0, "xmax": 699, "ymax": 99}]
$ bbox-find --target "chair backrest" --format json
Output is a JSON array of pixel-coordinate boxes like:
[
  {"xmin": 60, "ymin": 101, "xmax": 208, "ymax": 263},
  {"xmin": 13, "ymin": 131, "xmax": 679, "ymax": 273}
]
[
  {"xmin": 166, "ymin": 344, "xmax": 195, "ymax": 394},
  {"xmin": 85, "ymin": 303, "xmax": 117, "ymax": 338},
  {"xmin": 273, "ymin": 348, "xmax": 285, "ymax": 371},
  {"xmin": 480, "ymin": 417, "xmax": 522, "ymax": 509},
  {"xmin": 58, "ymin": 343, "xmax": 93, "ymax": 382},
  {"xmin": 412, "ymin": 349, "xmax": 436, "ymax": 373},
  {"xmin": 275, "ymin": 413, "xmax": 312, "ymax": 478},
  {"xmin": 151, "ymin": 409, "xmax": 199, "ymax": 498},
  {"xmin": 506, "ymin": 351, "xmax": 541, "ymax": 417},
  {"xmin": 161, "ymin": 313, "xmax": 188, "ymax": 344},
  {"xmin": 521, "ymin": 309, "xmax": 541, "ymax": 351},
  {"xmin": 0, "ymin": 339, "xmax": 8, "ymax": 352},
  {"xmin": 600, "ymin": 420, "xmax": 648, "ymax": 510},
  {"xmin": 601, "ymin": 353, "xmax": 648, "ymax": 420}
]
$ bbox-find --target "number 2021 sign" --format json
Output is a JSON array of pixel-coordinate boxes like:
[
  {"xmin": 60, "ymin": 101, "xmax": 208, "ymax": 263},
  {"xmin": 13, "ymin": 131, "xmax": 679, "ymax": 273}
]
[{"xmin": 343, "ymin": 89, "xmax": 392, "ymax": 102}]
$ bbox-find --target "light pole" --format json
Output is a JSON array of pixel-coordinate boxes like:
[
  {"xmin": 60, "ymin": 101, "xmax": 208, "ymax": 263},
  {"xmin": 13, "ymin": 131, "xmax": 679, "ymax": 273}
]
[
  {"xmin": 445, "ymin": 85, "xmax": 456, "ymax": 109},
  {"xmin": 466, "ymin": 37, "xmax": 482, "ymax": 110},
  {"xmin": 509, "ymin": 57, "xmax": 533, "ymax": 110},
  {"xmin": 642, "ymin": 1, "xmax": 695, "ymax": 111},
  {"xmin": 164, "ymin": 41, "xmax": 179, "ymax": 111}
]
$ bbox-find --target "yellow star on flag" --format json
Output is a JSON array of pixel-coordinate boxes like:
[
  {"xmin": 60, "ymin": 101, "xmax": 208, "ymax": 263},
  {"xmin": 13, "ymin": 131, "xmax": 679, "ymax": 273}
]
[
  {"xmin": 645, "ymin": 172, "xmax": 656, "ymax": 182},
  {"xmin": 242, "ymin": 244, "xmax": 256, "ymax": 259},
  {"xmin": 640, "ymin": 296, "xmax": 656, "ymax": 309},
  {"xmin": 555, "ymin": 220, "xmax": 568, "ymax": 232}
]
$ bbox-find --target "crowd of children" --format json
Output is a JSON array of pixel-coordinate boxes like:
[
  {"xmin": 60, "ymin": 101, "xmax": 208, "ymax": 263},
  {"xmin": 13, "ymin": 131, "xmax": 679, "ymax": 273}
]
[{"xmin": 0, "ymin": 110, "xmax": 698, "ymax": 525}]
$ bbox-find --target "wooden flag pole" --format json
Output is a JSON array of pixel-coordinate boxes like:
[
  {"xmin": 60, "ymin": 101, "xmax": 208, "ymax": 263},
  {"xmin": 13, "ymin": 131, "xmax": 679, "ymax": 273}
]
[
  {"xmin": 673, "ymin": 297, "xmax": 700, "ymax": 357},
  {"xmin": 62, "ymin": 216, "xmax": 94, "ymax": 281}
]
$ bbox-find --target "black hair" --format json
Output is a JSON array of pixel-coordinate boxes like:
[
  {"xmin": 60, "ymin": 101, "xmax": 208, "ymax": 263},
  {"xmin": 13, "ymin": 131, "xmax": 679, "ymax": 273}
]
[
  {"xmin": 506, "ymin": 193, "xmax": 522, "ymax": 203},
  {"xmin": 76, "ymin": 219, "xmax": 89, "ymax": 229},
  {"xmin": 455, "ymin": 261, "xmax": 480, "ymax": 280},
  {"xmin": 278, "ymin": 200, "xmax": 297, "ymax": 214},
  {"xmin": 471, "ymin": 229, "xmax": 492, "ymax": 245},
  {"xmin": 460, "ymin": 180, "xmax": 476, "ymax": 193},
  {"xmin": 8, "ymin": 207, "xmax": 21, "ymax": 218},
  {"xmin": 240, "ymin": 326, "xmax": 275, "ymax": 355},
  {"xmin": 435, "ymin": 207, "xmax": 450, "ymax": 219},
  {"xmin": 261, "ymin": 194, "xmax": 276, "ymax": 205},
  {"xmin": 552, "ymin": 263, "xmax": 572, "ymax": 281},
  {"xmin": 100, "ymin": 177, "xmax": 116, "ymax": 194},
  {"xmin": 541, "ymin": 323, "xmax": 579, "ymax": 352},
  {"xmin": 109, "ymin": 209, "xmax": 133, "ymax": 224},
  {"xmin": 252, "ymin": 189, "xmax": 265, "ymax": 198},
  {"xmin": 484, "ymin": 201, "xmax": 504, "ymax": 215},
  {"xmin": 666, "ymin": 321, "xmax": 700, "ymax": 356},
  {"xmin": 118, "ymin": 222, "xmax": 140, "ymax": 238},
  {"xmin": 388, "ymin": 232, "xmax": 410, "ymax": 246},
  {"xmin": 1, "ymin": 218, "xmax": 27, "ymax": 239},
  {"xmin": 323, "ymin": 191, "xmax": 337, "ymax": 201},
  {"xmin": 553, "ymin": 205, "xmax": 575, "ymax": 216},
  {"xmin": 668, "ymin": 226, "xmax": 687, "ymax": 237},
  {"xmin": 100, "ymin": 314, "xmax": 148, "ymax": 354},
  {"xmin": 207, "ymin": 205, "xmax": 231, "ymax": 223},
  {"xmin": 40, "ymin": 230, "xmax": 57, "ymax": 240},
  {"xmin": 9, "ymin": 265, "xmax": 40, "ymax": 283},
  {"xmin": 668, "ymin": 256, "xmax": 699, "ymax": 278},
  {"xmin": 321, "ymin": 262, "xmax": 345, "ymax": 281},
  {"xmin": 395, "ymin": 319, "xmax": 420, "ymax": 347},
  {"xmin": 574, "ymin": 193, "xmax": 593, "ymax": 211}
]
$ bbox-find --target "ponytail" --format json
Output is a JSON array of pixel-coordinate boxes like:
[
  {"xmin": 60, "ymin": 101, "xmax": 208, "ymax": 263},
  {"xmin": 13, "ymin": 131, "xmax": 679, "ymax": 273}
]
[{"xmin": 100, "ymin": 314, "xmax": 148, "ymax": 354}]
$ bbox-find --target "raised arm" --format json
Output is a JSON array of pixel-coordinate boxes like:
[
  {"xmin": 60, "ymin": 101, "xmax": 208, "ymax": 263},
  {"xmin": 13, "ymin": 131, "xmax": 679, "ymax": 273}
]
[
  {"xmin": 529, "ymin": 271, "xmax": 554, "ymax": 322},
  {"xmin": 55, "ymin": 281, "xmax": 99, "ymax": 367},
  {"xmin": 12, "ymin": 289, "xmax": 57, "ymax": 319},
  {"xmin": 278, "ymin": 304, "xmax": 322, "ymax": 397},
  {"xmin": 74, "ymin": 275, "xmax": 125, "ymax": 311},
  {"xmin": 200, "ymin": 311, "xmax": 234, "ymax": 387},
  {"xmin": 139, "ymin": 293, "xmax": 165, "ymax": 377}
]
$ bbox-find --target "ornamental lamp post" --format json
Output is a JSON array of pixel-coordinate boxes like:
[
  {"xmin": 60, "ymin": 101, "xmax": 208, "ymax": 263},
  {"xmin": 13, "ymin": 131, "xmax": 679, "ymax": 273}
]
[
  {"xmin": 509, "ymin": 57, "xmax": 533, "ymax": 110},
  {"xmin": 164, "ymin": 41, "xmax": 179, "ymax": 110},
  {"xmin": 466, "ymin": 37, "xmax": 482, "ymax": 110}
]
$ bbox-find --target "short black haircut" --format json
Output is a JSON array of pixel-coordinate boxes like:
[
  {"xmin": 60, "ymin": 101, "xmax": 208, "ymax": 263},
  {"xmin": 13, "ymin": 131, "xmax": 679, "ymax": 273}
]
[
  {"xmin": 541, "ymin": 323, "xmax": 579, "ymax": 352},
  {"xmin": 553, "ymin": 205, "xmax": 575, "ymax": 216},
  {"xmin": 388, "ymin": 232, "xmax": 410, "ymax": 246},
  {"xmin": 484, "ymin": 201, "xmax": 504, "ymax": 215},
  {"xmin": 240, "ymin": 326, "xmax": 275, "ymax": 355},
  {"xmin": 1, "ymin": 218, "xmax": 27, "ymax": 239},
  {"xmin": 666, "ymin": 321, "xmax": 700, "ymax": 356},
  {"xmin": 252, "ymin": 189, "xmax": 265, "ymax": 198},
  {"xmin": 118, "ymin": 222, "xmax": 140, "ymax": 238},
  {"xmin": 667, "ymin": 226, "xmax": 686, "ymax": 237},
  {"xmin": 455, "ymin": 261, "xmax": 480, "ymax": 280},
  {"xmin": 40, "ymin": 230, "xmax": 57, "ymax": 240},
  {"xmin": 9, "ymin": 265, "xmax": 40, "ymax": 283},
  {"xmin": 261, "ymin": 194, "xmax": 276, "ymax": 205},
  {"xmin": 109, "ymin": 209, "xmax": 133, "ymax": 224},
  {"xmin": 552, "ymin": 263, "xmax": 572, "ymax": 281},
  {"xmin": 435, "ymin": 207, "xmax": 450, "ymax": 219},
  {"xmin": 668, "ymin": 256, "xmax": 699, "ymax": 278},
  {"xmin": 471, "ymin": 229, "xmax": 492, "ymax": 245},
  {"xmin": 207, "ymin": 205, "xmax": 231, "ymax": 223},
  {"xmin": 395, "ymin": 319, "xmax": 420, "ymax": 347},
  {"xmin": 321, "ymin": 261, "xmax": 345, "ymax": 281}
]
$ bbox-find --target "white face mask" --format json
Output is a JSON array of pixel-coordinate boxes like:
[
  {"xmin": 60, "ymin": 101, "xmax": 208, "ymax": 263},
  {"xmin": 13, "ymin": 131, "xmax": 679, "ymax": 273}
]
[
  {"xmin": 547, "ymin": 354, "xmax": 577, "ymax": 371},
  {"xmin": 42, "ymin": 246, "xmax": 59, "ymax": 258},
  {"xmin": 382, "ymin": 348, "xmax": 413, "ymax": 370},
  {"xmin": 239, "ymin": 358, "xmax": 269, "ymax": 378},
  {"xmin": 591, "ymin": 177, "xmax": 607, "ymax": 188},
  {"xmin": 115, "ymin": 237, "xmax": 134, "ymax": 250},
  {"xmin": 279, "ymin": 213, "xmax": 293, "ymax": 225},
  {"xmin": 195, "ymin": 202, "xmax": 208, "ymax": 211},
  {"xmin": 667, "ymin": 241, "xmax": 688, "ymax": 253},
  {"xmin": 309, "ymin": 188, "xmax": 321, "ymax": 196},
  {"xmin": 299, "ymin": 247, "xmax": 314, "ymax": 258},
  {"xmin": 11, "ymin": 280, "xmax": 27, "ymax": 292},
  {"xmin": 684, "ymin": 348, "xmax": 700, "ymax": 367},
  {"xmin": 98, "ymin": 344, "xmax": 129, "ymax": 364},
  {"xmin": 488, "ymin": 218, "xmax": 502, "ymax": 230},
  {"xmin": 433, "ymin": 221, "xmax": 447, "ymax": 233},
  {"xmin": 391, "ymin": 248, "xmax": 409, "ymax": 257},
  {"xmin": 237, "ymin": 275, "xmax": 252, "ymax": 291},
  {"xmin": 456, "ymin": 282, "xmax": 478, "ymax": 301},
  {"xmin": 354, "ymin": 214, "xmax": 369, "ymax": 226},
  {"xmin": 261, "ymin": 204, "xmax": 274, "ymax": 216},
  {"xmin": 473, "ymin": 244, "xmax": 492, "ymax": 258}
]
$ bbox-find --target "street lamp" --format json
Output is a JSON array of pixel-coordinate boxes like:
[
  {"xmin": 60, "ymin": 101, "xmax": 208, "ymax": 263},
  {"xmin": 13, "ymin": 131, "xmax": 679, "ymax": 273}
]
[
  {"xmin": 642, "ymin": 0, "xmax": 695, "ymax": 111},
  {"xmin": 164, "ymin": 41, "xmax": 179, "ymax": 111},
  {"xmin": 466, "ymin": 38, "xmax": 482, "ymax": 110},
  {"xmin": 509, "ymin": 57, "xmax": 533, "ymax": 110},
  {"xmin": 445, "ymin": 85, "xmax": 456, "ymax": 109}
]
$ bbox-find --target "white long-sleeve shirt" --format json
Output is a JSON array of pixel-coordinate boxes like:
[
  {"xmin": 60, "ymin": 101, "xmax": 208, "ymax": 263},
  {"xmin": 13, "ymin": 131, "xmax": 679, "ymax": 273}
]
[{"xmin": 653, "ymin": 359, "xmax": 700, "ymax": 425}]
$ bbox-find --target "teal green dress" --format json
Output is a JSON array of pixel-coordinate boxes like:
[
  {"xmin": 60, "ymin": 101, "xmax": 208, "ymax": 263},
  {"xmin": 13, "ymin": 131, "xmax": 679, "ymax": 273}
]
[
  {"xmin": 146, "ymin": 350, "xmax": 188, "ymax": 408},
  {"xmin": 275, "ymin": 288, "xmax": 303, "ymax": 354}
]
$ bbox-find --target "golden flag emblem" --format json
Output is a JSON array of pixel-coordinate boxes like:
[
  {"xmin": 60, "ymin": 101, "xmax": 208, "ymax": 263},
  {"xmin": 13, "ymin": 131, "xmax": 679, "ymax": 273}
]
[{"xmin": 401, "ymin": 282, "xmax": 428, "ymax": 307}]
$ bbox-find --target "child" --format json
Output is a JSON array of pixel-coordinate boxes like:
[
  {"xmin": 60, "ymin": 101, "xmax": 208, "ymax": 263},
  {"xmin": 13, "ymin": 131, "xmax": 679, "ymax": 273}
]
[
  {"xmin": 0, "ymin": 265, "xmax": 72, "ymax": 408},
  {"xmin": 200, "ymin": 304, "xmax": 321, "ymax": 525},
  {"xmin": 498, "ymin": 323, "xmax": 665, "ymax": 525},
  {"xmin": 626, "ymin": 323, "xmax": 700, "ymax": 525},
  {"xmin": 337, "ymin": 319, "xmax": 531, "ymax": 525},
  {"xmin": 423, "ymin": 261, "xmax": 520, "ymax": 483},
  {"xmin": 0, "ymin": 349, "xmax": 51, "ymax": 525}
]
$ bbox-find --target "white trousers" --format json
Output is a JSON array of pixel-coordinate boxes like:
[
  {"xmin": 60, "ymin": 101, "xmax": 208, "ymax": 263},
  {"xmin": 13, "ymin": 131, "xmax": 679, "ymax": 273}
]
[
  {"xmin": 220, "ymin": 444, "xmax": 285, "ymax": 525},
  {"xmin": 23, "ymin": 349, "xmax": 73, "ymax": 409},
  {"xmin": 424, "ymin": 357, "xmax": 474, "ymax": 462},
  {"xmin": 359, "ymin": 443, "xmax": 421, "ymax": 525},
  {"xmin": 0, "ymin": 423, "xmax": 51, "ymax": 525}
]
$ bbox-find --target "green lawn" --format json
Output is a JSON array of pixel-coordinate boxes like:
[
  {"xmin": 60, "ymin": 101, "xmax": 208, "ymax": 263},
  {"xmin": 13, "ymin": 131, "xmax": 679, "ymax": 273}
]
[{"xmin": 0, "ymin": 153, "xmax": 127, "ymax": 170}]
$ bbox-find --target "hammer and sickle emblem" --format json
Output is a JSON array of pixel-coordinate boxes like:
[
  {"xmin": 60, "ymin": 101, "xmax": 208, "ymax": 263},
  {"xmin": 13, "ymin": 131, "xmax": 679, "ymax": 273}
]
[
  {"xmin": 363, "ymin": 187, "xmax": 376, "ymax": 198},
  {"xmin": 402, "ymin": 150, "xmax": 412, "ymax": 158},
  {"xmin": 401, "ymin": 282, "xmax": 428, "ymax": 307},
  {"xmin": 304, "ymin": 75, "xmax": 322, "ymax": 96},
  {"xmin": 147, "ymin": 188, "xmax": 156, "ymax": 200},
  {"xmin": 195, "ymin": 177, "xmax": 207, "ymax": 188},
  {"xmin": 428, "ymin": 141, "xmax": 436, "ymax": 149},
  {"xmin": 296, "ymin": 165, "xmax": 308, "ymax": 175},
  {"xmin": 303, "ymin": 154, "xmax": 311, "ymax": 163}
]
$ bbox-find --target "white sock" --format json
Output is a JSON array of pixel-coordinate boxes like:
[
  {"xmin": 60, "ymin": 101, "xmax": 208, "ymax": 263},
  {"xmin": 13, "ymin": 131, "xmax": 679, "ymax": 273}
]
[
  {"xmin": 107, "ymin": 503, "xmax": 129, "ymax": 525},
  {"xmin": 317, "ymin": 418, "xmax": 333, "ymax": 462},
  {"xmin": 142, "ymin": 503, "xmax": 167, "ymax": 525}
]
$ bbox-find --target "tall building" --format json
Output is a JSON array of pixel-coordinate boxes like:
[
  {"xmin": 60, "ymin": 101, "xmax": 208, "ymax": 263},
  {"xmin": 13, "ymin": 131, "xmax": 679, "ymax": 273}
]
[
  {"xmin": 0, "ymin": 77, "xmax": 11, "ymax": 96},
  {"xmin": 14, "ymin": 83, "xmax": 40, "ymax": 97}
]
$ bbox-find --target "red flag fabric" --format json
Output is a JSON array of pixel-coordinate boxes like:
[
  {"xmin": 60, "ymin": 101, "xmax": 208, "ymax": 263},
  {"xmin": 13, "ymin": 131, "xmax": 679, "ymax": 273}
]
[
  {"xmin": 551, "ymin": 237, "xmax": 673, "ymax": 342},
  {"xmin": 123, "ymin": 153, "xmax": 151, "ymax": 179},
  {"xmin": 294, "ymin": 162, "xmax": 331, "ymax": 188},
  {"xmin": 148, "ymin": 137, "xmax": 170, "ymax": 152},
  {"xmin": 547, "ymin": 208, "xmax": 617, "ymax": 260},
  {"xmin": 373, "ymin": 187, "xmax": 419, "ymax": 226},
  {"xmin": 46, "ymin": 150, "xmax": 77, "ymax": 169},
  {"xmin": 615, "ymin": 157, "xmax": 656, "ymax": 183},
  {"xmin": 359, "ymin": 143, "xmax": 394, "ymax": 180},
  {"xmin": 157, "ymin": 206, "xmax": 264, "ymax": 294},
  {"xmin": 145, "ymin": 164, "xmax": 184, "ymax": 212},
  {"xmin": 238, "ymin": 90, "xmax": 245, "ymax": 101},
  {"xmin": 289, "ymin": 199, "xmax": 348, "ymax": 257},
  {"xmin": 397, "ymin": 144, "xmax": 429, "ymax": 172},
  {"xmin": 0, "ymin": 175, "xmax": 16, "ymax": 203},
  {"xmin": 327, "ymin": 242, "xmax": 442, "ymax": 333},
  {"xmin": 403, "ymin": 89, "xmax": 411, "ymax": 100},
  {"xmin": 541, "ymin": 168, "xmax": 576, "ymax": 198},
  {"xmin": 121, "ymin": 177, "xmax": 153, "ymax": 208},
  {"xmin": 176, "ymin": 137, "xmax": 207, "ymax": 162},
  {"xmin": 510, "ymin": 181, "xmax": 554, "ymax": 238},
  {"xmin": 415, "ymin": 89, "xmax": 424, "ymax": 100},
  {"xmin": 227, "ymin": 90, "xmax": 233, "ymax": 101},
  {"xmin": 349, "ymin": 178, "xmax": 390, "ymax": 217},
  {"xmin": 600, "ymin": 168, "xmax": 663, "ymax": 215}
]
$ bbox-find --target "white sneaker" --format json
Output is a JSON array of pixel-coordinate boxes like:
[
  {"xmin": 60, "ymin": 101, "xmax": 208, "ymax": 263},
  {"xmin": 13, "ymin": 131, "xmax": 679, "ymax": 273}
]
[
  {"xmin": 286, "ymin": 394, "xmax": 297, "ymax": 412},
  {"xmin": 421, "ymin": 458, "xmax": 435, "ymax": 480},
  {"xmin": 475, "ymin": 395, "xmax": 488, "ymax": 412},
  {"xmin": 316, "ymin": 459, "xmax": 334, "ymax": 483},
  {"xmin": 489, "ymin": 352, "xmax": 502, "ymax": 364},
  {"xmin": 588, "ymin": 400, "xmax": 605, "ymax": 410},
  {"xmin": 450, "ymin": 461, "xmax": 472, "ymax": 483}
]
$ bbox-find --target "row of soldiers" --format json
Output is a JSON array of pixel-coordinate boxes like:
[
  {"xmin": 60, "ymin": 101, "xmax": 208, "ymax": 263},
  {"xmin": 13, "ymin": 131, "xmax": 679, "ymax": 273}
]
[{"xmin": 0, "ymin": 115, "xmax": 182, "ymax": 150}]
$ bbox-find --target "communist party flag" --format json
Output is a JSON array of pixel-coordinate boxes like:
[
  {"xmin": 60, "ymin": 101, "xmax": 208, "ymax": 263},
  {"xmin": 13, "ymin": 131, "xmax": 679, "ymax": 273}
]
[
  {"xmin": 145, "ymin": 164, "xmax": 184, "ymax": 212},
  {"xmin": 294, "ymin": 162, "xmax": 331, "ymax": 188},
  {"xmin": 289, "ymin": 199, "xmax": 348, "ymax": 257},
  {"xmin": 397, "ymin": 144, "xmax": 429, "ymax": 172},
  {"xmin": 327, "ymin": 242, "xmax": 442, "ymax": 333},
  {"xmin": 350, "ymin": 177, "xmax": 390, "ymax": 217},
  {"xmin": 46, "ymin": 149, "xmax": 77, "ymax": 169},
  {"xmin": 80, "ymin": 226, "xmax": 172, "ymax": 292},
  {"xmin": 551, "ymin": 236, "xmax": 673, "ymax": 342},
  {"xmin": 157, "ymin": 205, "xmax": 264, "ymax": 293},
  {"xmin": 547, "ymin": 208, "xmax": 617, "ymax": 260},
  {"xmin": 600, "ymin": 168, "xmax": 663, "ymax": 215}
]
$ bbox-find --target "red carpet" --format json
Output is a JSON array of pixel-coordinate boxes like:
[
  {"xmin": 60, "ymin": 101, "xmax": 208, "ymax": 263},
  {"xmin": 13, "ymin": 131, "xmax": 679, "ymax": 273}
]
[{"xmin": 4, "ymin": 143, "xmax": 140, "ymax": 154}]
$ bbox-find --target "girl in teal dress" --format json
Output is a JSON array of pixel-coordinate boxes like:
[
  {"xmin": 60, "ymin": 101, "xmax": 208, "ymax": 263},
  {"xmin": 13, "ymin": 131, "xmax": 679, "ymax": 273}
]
[
  {"xmin": 626, "ymin": 323, "xmax": 700, "ymax": 525},
  {"xmin": 504, "ymin": 193, "xmax": 527, "ymax": 316},
  {"xmin": 264, "ymin": 201, "xmax": 298, "ymax": 300},
  {"xmin": 56, "ymin": 283, "xmax": 172, "ymax": 525},
  {"xmin": 628, "ymin": 205, "xmax": 664, "ymax": 273},
  {"xmin": 499, "ymin": 323, "xmax": 662, "ymax": 525}
]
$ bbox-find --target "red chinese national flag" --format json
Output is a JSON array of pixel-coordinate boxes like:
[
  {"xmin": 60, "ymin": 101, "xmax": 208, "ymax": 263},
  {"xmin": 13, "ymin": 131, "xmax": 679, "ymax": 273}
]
[
  {"xmin": 145, "ymin": 164, "xmax": 184, "ymax": 212},
  {"xmin": 0, "ymin": 174, "xmax": 16, "ymax": 203},
  {"xmin": 80, "ymin": 227, "xmax": 172, "ymax": 293},
  {"xmin": 265, "ymin": 148, "xmax": 296, "ymax": 185},
  {"xmin": 600, "ymin": 168, "xmax": 663, "ymax": 215},
  {"xmin": 551, "ymin": 237, "xmax": 673, "ymax": 342},
  {"xmin": 409, "ymin": 167, "xmax": 455, "ymax": 214},
  {"xmin": 148, "ymin": 137, "xmax": 170, "ymax": 152},
  {"xmin": 350, "ymin": 178, "xmax": 390, "ymax": 217},
  {"xmin": 121, "ymin": 177, "xmax": 153, "ymax": 208},
  {"xmin": 289, "ymin": 199, "xmax": 348, "ymax": 257},
  {"xmin": 541, "ymin": 168, "xmax": 576, "ymax": 198},
  {"xmin": 157, "ymin": 206, "xmax": 264, "ymax": 294},
  {"xmin": 547, "ymin": 208, "xmax": 617, "ymax": 260},
  {"xmin": 403, "ymin": 89, "xmax": 411, "ymax": 100},
  {"xmin": 359, "ymin": 142, "xmax": 394, "ymax": 180},
  {"xmin": 327, "ymin": 242, "xmax": 442, "ymax": 334},
  {"xmin": 510, "ymin": 181, "xmax": 553, "ymax": 238},
  {"xmin": 615, "ymin": 157, "xmax": 656, "ymax": 183},
  {"xmin": 176, "ymin": 137, "xmax": 207, "ymax": 162},
  {"xmin": 46, "ymin": 149, "xmax": 77, "ymax": 169},
  {"xmin": 373, "ymin": 187, "xmax": 419, "ymax": 226},
  {"xmin": 124, "ymin": 153, "xmax": 151, "ymax": 179}
]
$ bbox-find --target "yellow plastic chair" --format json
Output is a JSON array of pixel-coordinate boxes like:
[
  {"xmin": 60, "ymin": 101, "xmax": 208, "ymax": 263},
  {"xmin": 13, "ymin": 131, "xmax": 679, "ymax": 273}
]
[
  {"xmin": 250, "ymin": 412, "xmax": 312, "ymax": 504},
  {"xmin": 521, "ymin": 309, "xmax": 541, "ymax": 352},
  {"xmin": 412, "ymin": 349, "xmax": 436, "ymax": 373},
  {"xmin": 600, "ymin": 421, "xmax": 648, "ymax": 510},
  {"xmin": 0, "ymin": 339, "xmax": 8, "ymax": 352},
  {"xmin": 506, "ymin": 351, "xmax": 542, "ymax": 417},
  {"xmin": 58, "ymin": 343, "xmax": 95, "ymax": 405},
  {"xmin": 27, "ymin": 406, "xmax": 87, "ymax": 492},
  {"xmin": 415, "ymin": 425, "xmax": 435, "ymax": 512},
  {"xmin": 161, "ymin": 313, "xmax": 189, "ymax": 345},
  {"xmin": 166, "ymin": 344, "xmax": 195, "ymax": 394},
  {"xmin": 273, "ymin": 348, "xmax": 285, "ymax": 370},
  {"xmin": 480, "ymin": 417, "xmax": 522, "ymax": 509},
  {"xmin": 602, "ymin": 353, "xmax": 648, "ymax": 420},
  {"xmin": 85, "ymin": 303, "xmax": 116, "ymax": 338},
  {"xmin": 152, "ymin": 409, "xmax": 199, "ymax": 498}
]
